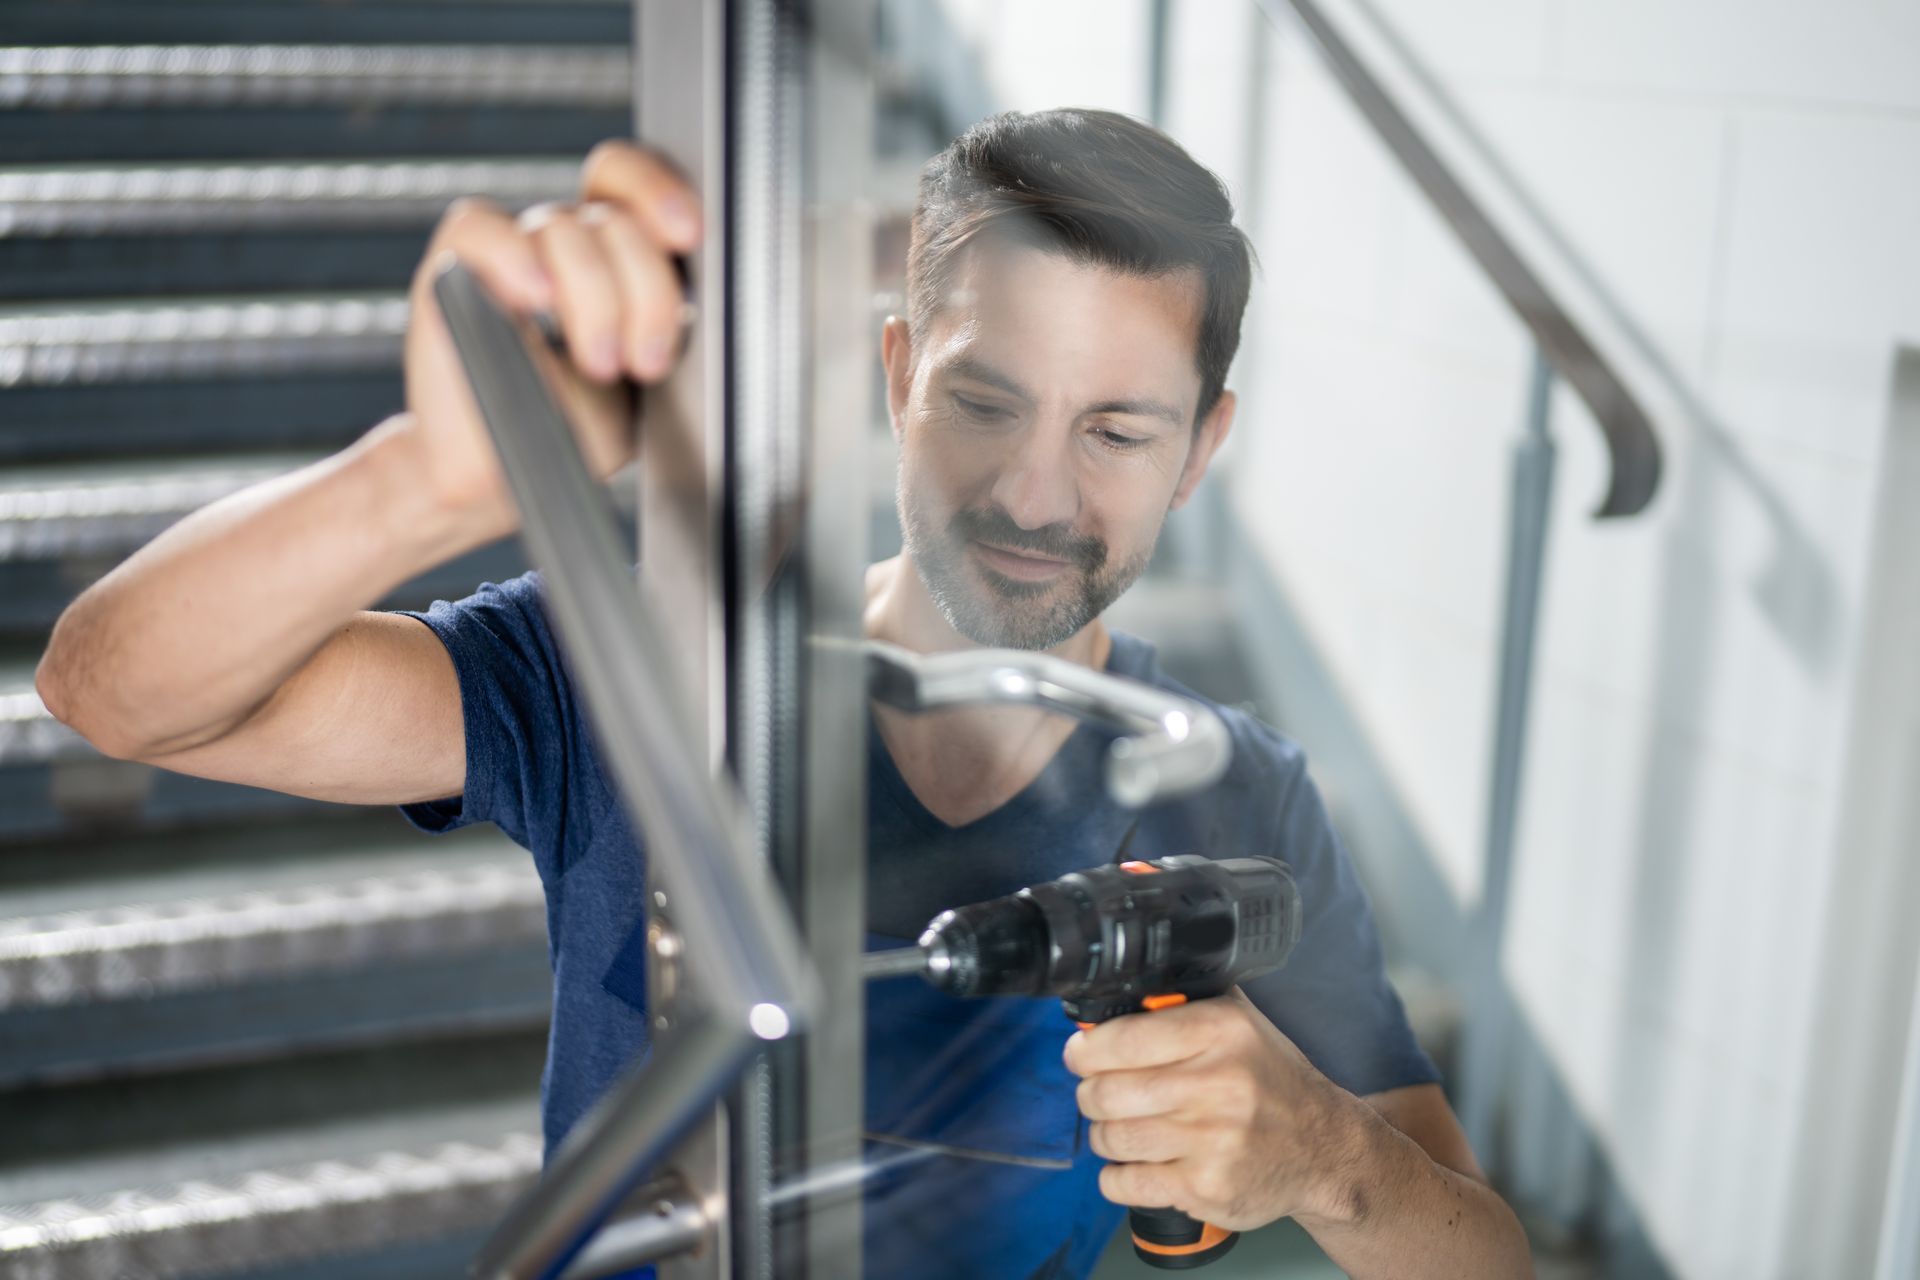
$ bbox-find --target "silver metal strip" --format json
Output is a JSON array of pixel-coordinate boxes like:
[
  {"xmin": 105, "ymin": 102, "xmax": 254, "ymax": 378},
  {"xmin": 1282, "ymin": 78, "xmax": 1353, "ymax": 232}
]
[
  {"xmin": 0, "ymin": 295, "xmax": 406, "ymax": 388},
  {"xmin": 1258, "ymin": 0, "xmax": 1662, "ymax": 518},
  {"xmin": 864, "ymin": 642, "xmax": 1233, "ymax": 807},
  {"xmin": 0, "ymin": 1131, "xmax": 541, "ymax": 1279},
  {"xmin": 731, "ymin": 0, "xmax": 802, "ymax": 1271},
  {"xmin": 0, "ymin": 159, "xmax": 576, "ymax": 238},
  {"xmin": 0, "ymin": 861, "xmax": 544, "ymax": 1012},
  {"xmin": 1458, "ymin": 349, "xmax": 1558, "ymax": 1170},
  {"xmin": 0, "ymin": 45, "xmax": 629, "ymax": 110},
  {"xmin": 634, "ymin": 2, "xmax": 733, "ymax": 1276},
  {"xmin": 789, "ymin": 4, "xmax": 881, "ymax": 1274}
]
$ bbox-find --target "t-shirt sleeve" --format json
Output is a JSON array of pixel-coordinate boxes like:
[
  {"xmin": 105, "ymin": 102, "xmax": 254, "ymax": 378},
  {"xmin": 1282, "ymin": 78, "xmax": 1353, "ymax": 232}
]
[
  {"xmin": 1241, "ymin": 741, "xmax": 1442, "ymax": 1099},
  {"xmin": 390, "ymin": 569, "xmax": 577, "ymax": 886}
]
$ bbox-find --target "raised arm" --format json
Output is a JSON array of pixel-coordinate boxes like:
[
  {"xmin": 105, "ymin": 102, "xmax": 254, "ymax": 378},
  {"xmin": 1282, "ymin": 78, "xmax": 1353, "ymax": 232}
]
[{"xmin": 34, "ymin": 141, "xmax": 699, "ymax": 805}]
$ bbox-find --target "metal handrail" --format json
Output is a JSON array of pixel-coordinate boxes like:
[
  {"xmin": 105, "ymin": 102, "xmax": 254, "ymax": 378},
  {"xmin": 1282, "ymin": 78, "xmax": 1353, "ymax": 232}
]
[
  {"xmin": 429, "ymin": 259, "xmax": 815, "ymax": 1280},
  {"xmin": 1257, "ymin": 0, "xmax": 1675, "ymax": 1176},
  {"xmin": 864, "ymin": 642, "xmax": 1232, "ymax": 807},
  {"xmin": 1259, "ymin": 0, "xmax": 1663, "ymax": 518}
]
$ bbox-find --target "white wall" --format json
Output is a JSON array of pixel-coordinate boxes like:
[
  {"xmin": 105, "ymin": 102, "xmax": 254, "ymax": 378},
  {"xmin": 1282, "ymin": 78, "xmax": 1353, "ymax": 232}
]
[
  {"xmin": 1174, "ymin": 2, "xmax": 1920, "ymax": 1277},
  {"xmin": 931, "ymin": 0, "xmax": 1153, "ymax": 119}
]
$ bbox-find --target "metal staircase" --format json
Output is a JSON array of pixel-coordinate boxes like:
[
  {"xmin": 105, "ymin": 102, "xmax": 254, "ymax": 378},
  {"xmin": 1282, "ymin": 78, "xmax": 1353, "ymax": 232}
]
[{"xmin": 0, "ymin": 4, "xmax": 631, "ymax": 1275}]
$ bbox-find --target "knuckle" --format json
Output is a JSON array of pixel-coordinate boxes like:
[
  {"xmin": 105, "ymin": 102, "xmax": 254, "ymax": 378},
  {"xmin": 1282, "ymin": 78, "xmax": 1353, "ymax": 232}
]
[
  {"xmin": 517, "ymin": 201, "xmax": 572, "ymax": 235},
  {"xmin": 1203, "ymin": 998, "xmax": 1247, "ymax": 1036},
  {"xmin": 583, "ymin": 137, "xmax": 631, "ymax": 179},
  {"xmin": 1098, "ymin": 1163, "xmax": 1140, "ymax": 1206},
  {"xmin": 440, "ymin": 195, "xmax": 499, "ymax": 229},
  {"xmin": 1216, "ymin": 1071, "xmax": 1259, "ymax": 1122},
  {"xmin": 1189, "ymin": 1166, "xmax": 1235, "ymax": 1209}
]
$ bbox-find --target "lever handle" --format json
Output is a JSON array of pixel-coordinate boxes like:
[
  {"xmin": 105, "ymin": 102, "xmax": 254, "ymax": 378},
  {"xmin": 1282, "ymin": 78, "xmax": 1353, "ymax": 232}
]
[{"xmin": 862, "ymin": 641, "xmax": 1231, "ymax": 806}]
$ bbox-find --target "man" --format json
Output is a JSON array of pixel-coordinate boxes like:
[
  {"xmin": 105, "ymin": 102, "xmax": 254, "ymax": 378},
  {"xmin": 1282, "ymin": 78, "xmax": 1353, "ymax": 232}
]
[{"xmin": 37, "ymin": 110, "xmax": 1531, "ymax": 1277}]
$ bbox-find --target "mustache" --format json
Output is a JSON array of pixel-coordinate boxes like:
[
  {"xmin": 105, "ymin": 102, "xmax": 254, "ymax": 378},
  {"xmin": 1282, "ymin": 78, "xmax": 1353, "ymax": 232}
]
[{"xmin": 950, "ymin": 506, "xmax": 1106, "ymax": 572}]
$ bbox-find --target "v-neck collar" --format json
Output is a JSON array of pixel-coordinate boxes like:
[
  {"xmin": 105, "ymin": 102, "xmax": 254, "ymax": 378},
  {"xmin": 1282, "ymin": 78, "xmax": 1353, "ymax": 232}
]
[{"xmin": 868, "ymin": 632, "xmax": 1150, "ymax": 838}]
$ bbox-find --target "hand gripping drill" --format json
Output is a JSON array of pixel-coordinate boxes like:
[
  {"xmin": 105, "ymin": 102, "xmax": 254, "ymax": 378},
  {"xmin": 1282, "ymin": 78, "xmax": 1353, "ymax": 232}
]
[{"xmin": 907, "ymin": 854, "xmax": 1303, "ymax": 1270}]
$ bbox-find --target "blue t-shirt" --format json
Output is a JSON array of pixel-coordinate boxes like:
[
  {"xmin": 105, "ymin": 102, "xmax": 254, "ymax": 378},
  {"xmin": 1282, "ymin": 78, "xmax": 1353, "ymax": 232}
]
[{"xmin": 396, "ymin": 570, "xmax": 1438, "ymax": 1280}]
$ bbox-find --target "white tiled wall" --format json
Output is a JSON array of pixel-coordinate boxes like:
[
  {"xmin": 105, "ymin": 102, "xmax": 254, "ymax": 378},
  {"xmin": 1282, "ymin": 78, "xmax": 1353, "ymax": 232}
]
[
  {"xmin": 1186, "ymin": 2, "xmax": 1919, "ymax": 1277},
  {"xmin": 1559, "ymin": 0, "xmax": 1920, "ymax": 115},
  {"xmin": 933, "ymin": 0, "xmax": 1154, "ymax": 119},
  {"xmin": 1711, "ymin": 112, "xmax": 1920, "ymax": 463}
]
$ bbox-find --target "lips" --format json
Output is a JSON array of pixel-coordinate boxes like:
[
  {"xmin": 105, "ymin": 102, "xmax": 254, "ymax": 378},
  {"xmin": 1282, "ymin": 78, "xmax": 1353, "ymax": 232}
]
[{"xmin": 971, "ymin": 539, "xmax": 1071, "ymax": 582}]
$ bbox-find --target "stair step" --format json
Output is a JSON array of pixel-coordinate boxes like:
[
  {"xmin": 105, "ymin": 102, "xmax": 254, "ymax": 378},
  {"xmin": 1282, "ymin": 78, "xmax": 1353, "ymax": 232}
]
[
  {"xmin": 0, "ymin": 1030, "xmax": 545, "ymax": 1278},
  {"xmin": 0, "ymin": 1129, "xmax": 539, "ymax": 1280},
  {"xmin": 0, "ymin": 454, "xmax": 306, "ymax": 562},
  {"xmin": 0, "ymin": 816, "xmax": 551, "ymax": 1084},
  {"xmin": 0, "ymin": 295, "xmax": 406, "ymax": 389},
  {"xmin": 0, "ymin": 829, "xmax": 543, "ymax": 1013},
  {"xmin": 0, "ymin": 44, "xmax": 629, "ymax": 111},
  {"xmin": 0, "ymin": 157, "xmax": 576, "ymax": 239}
]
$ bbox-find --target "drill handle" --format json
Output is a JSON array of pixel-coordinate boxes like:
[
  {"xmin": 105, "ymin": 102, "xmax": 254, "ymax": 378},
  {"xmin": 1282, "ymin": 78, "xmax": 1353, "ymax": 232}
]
[
  {"xmin": 1070, "ymin": 995, "xmax": 1240, "ymax": 1268},
  {"xmin": 1127, "ymin": 1206, "xmax": 1238, "ymax": 1269}
]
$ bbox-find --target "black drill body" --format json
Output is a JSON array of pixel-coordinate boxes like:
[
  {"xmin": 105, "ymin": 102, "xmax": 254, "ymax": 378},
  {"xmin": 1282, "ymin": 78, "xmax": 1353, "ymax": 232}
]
[{"xmin": 913, "ymin": 854, "xmax": 1303, "ymax": 1269}]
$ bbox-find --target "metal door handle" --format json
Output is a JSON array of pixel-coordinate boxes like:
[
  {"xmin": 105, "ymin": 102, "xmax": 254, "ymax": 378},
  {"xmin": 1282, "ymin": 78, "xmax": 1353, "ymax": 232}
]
[{"xmin": 864, "ymin": 641, "xmax": 1232, "ymax": 806}]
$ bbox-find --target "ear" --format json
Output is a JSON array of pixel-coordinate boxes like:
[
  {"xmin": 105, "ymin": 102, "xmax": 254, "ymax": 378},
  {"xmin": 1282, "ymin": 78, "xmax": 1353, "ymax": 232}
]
[
  {"xmin": 880, "ymin": 315, "xmax": 913, "ymax": 443},
  {"xmin": 1168, "ymin": 389, "xmax": 1236, "ymax": 512}
]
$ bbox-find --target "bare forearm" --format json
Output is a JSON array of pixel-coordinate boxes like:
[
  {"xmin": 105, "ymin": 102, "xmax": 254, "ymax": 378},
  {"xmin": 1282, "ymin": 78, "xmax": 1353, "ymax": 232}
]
[
  {"xmin": 36, "ymin": 414, "xmax": 508, "ymax": 757},
  {"xmin": 1297, "ymin": 1101, "xmax": 1533, "ymax": 1279}
]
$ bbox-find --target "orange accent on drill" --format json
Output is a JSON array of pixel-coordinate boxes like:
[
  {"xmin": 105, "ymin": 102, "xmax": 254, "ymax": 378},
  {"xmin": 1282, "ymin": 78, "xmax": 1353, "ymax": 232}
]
[{"xmin": 913, "ymin": 854, "xmax": 1303, "ymax": 1270}]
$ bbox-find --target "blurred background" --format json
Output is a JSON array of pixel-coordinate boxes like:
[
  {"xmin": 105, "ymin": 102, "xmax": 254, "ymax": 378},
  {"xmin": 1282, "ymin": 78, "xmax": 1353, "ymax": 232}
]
[{"xmin": 2, "ymin": 1, "xmax": 1917, "ymax": 1278}]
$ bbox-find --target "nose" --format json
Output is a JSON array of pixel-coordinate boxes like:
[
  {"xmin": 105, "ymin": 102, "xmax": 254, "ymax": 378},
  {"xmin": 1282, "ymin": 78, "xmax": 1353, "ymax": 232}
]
[{"xmin": 987, "ymin": 422, "xmax": 1080, "ymax": 532}]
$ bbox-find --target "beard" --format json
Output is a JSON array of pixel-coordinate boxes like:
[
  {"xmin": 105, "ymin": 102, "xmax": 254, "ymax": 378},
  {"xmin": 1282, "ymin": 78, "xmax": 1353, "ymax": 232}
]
[{"xmin": 898, "ymin": 478, "xmax": 1154, "ymax": 651}]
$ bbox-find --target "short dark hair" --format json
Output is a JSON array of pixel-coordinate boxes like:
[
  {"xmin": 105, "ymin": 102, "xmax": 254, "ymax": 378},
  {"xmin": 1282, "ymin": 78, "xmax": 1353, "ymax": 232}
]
[{"xmin": 906, "ymin": 108, "xmax": 1255, "ymax": 423}]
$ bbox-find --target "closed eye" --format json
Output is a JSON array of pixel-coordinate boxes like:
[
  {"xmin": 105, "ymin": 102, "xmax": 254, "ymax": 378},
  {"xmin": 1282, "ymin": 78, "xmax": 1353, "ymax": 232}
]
[
  {"xmin": 1093, "ymin": 426, "xmax": 1148, "ymax": 450},
  {"xmin": 952, "ymin": 394, "xmax": 1012, "ymax": 423}
]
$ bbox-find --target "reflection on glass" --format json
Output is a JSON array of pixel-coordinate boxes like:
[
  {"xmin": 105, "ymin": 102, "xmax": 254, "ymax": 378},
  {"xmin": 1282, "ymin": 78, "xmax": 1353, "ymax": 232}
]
[{"xmin": 840, "ymin": 5, "xmax": 1474, "ymax": 1277}]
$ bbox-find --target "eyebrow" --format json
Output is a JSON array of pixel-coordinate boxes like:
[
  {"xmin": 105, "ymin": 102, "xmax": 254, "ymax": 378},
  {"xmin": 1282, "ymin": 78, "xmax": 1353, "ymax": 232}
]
[{"xmin": 935, "ymin": 354, "xmax": 1187, "ymax": 428}]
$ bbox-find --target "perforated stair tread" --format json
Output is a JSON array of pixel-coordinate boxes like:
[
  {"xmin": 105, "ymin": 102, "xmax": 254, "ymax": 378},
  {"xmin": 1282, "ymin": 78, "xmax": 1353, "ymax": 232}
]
[{"xmin": 0, "ymin": 819, "xmax": 542, "ymax": 1015}]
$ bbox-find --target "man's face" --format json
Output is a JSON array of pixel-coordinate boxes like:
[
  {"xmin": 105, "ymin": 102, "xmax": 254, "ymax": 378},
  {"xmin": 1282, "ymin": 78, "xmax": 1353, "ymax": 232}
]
[{"xmin": 885, "ymin": 238, "xmax": 1232, "ymax": 651}]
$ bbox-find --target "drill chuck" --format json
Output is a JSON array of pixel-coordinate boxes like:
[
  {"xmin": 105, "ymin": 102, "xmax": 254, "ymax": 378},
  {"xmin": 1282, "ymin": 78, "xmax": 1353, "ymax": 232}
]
[{"xmin": 918, "ymin": 895, "xmax": 1050, "ymax": 998}]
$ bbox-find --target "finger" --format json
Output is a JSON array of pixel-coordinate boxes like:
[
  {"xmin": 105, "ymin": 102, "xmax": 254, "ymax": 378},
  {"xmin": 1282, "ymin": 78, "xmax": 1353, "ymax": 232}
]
[
  {"xmin": 581, "ymin": 139, "xmax": 702, "ymax": 252},
  {"xmin": 1076, "ymin": 1066, "xmax": 1181, "ymax": 1122},
  {"xmin": 580, "ymin": 201, "xmax": 682, "ymax": 381},
  {"xmin": 419, "ymin": 196, "xmax": 553, "ymax": 314},
  {"xmin": 520, "ymin": 202, "xmax": 623, "ymax": 383},
  {"xmin": 1089, "ymin": 1118, "xmax": 1187, "ymax": 1165},
  {"xmin": 1064, "ymin": 1003, "xmax": 1216, "ymax": 1076},
  {"xmin": 1098, "ymin": 1160, "xmax": 1182, "ymax": 1211}
]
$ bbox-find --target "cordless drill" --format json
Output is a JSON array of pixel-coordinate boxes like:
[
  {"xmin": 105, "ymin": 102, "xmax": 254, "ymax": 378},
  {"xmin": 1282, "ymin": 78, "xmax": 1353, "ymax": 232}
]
[{"xmin": 911, "ymin": 854, "xmax": 1303, "ymax": 1270}]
